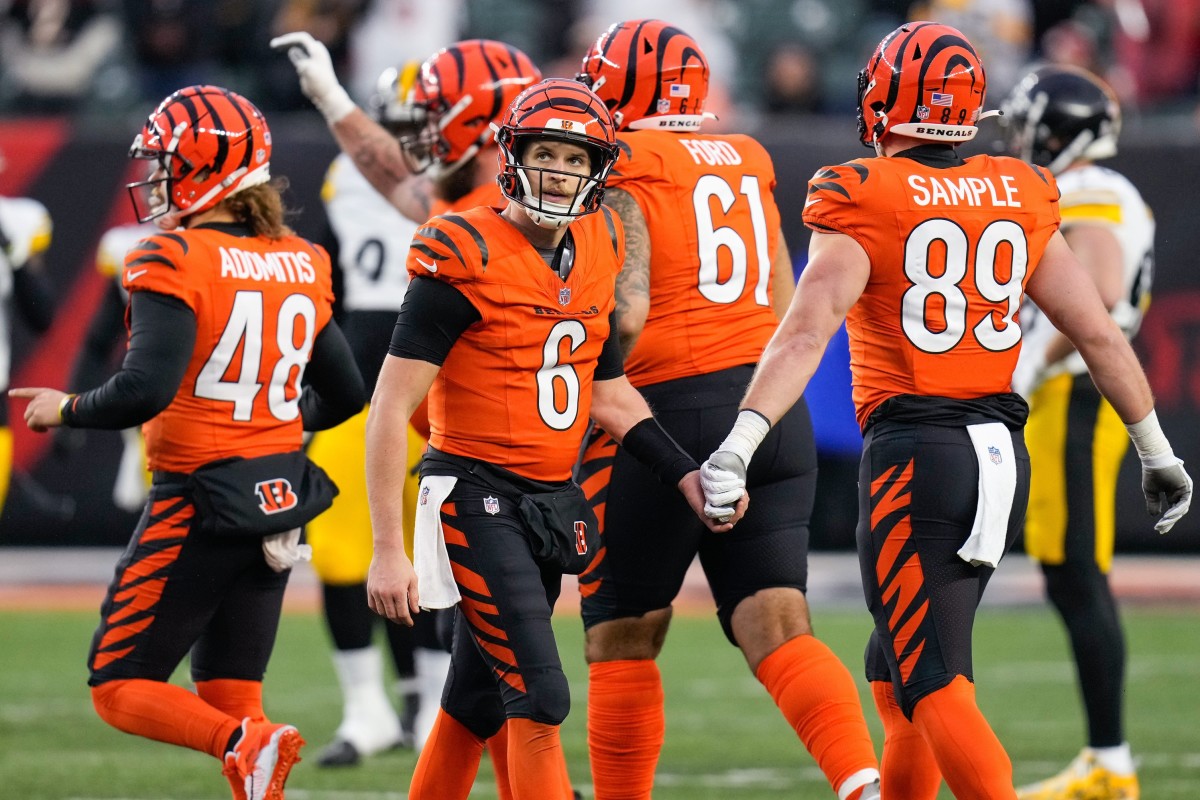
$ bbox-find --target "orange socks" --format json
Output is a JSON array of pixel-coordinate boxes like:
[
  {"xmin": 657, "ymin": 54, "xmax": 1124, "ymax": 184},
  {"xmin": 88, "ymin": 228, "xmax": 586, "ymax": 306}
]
[
  {"xmin": 507, "ymin": 718, "xmax": 573, "ymax": 799},
  {"xmin": 910, "ymin": 675, "xmax": 1016, "ymax": 799},
  {"xmin": 871, "ymin": 680, "xmax": 942, "ymax": 799},
  {"xmin": 194, "ymin": 678, "xmax": 266, "ymax": 724},
  {"xmin": 755, "ymin": 635, "xmax": 879, "ymax": 797},
  {"xmin": 587, "ymin": 660, "xmax": 664, "ymax": 800},
  {"xmin": 487, "ymin": 723, "xmax": 514, "ymax": 800},
  {"xmin": 409, "ymin": 709, "xmax": 486, "ymax": 800},
  {"xmin": 91, "ymin": 679, "xmax": 241, "ymax": 759}
]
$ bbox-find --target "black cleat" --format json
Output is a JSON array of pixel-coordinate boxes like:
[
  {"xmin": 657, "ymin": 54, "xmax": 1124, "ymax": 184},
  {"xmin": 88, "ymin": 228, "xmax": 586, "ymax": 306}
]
[{"xmin": 315, "ymin": 738, "xmax": 362, "ymax": 768}]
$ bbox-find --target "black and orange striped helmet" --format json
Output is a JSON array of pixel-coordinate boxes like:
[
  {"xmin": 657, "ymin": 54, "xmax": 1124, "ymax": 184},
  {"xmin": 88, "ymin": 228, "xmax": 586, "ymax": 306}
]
[
  {"xmin": 576, "ymin": 19, "xmax": 710, "ymax": 132},
  {"xmin": 127, "ymin": 85, "xmax": 271, "ymax": 223},
  {"xmin": 858, "ymin": 22, "xmax": 993, "ymax": 150},
  {"xmin": 496, "ymin": 78, "xmax": 619, "ymax": 229},
  {"xmin": 400, "ymin": 40, "xmax": 541, "ymax": 177}
]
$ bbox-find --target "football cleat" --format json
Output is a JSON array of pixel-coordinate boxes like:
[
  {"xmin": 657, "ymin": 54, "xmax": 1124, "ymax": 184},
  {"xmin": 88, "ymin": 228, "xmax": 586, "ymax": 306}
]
[
  {"xmin": 222, "ymin": 718, "xmax": 306, "ymax": 800},
  {"xmin": 1016, "ymin": 750, "xmax": 1139, "ymax": 800}
]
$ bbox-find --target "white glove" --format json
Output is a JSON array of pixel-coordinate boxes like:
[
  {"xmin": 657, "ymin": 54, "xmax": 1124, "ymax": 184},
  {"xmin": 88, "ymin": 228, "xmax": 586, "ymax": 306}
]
[
  {"xmin": 269, "ymin": 31, "xmax": 356, "ymax": 123},
  {"xmin": 1141, "ymin": 458, "xmax": 1192, "ymax": 534},
  {"xmin": 262, "ymin": 528, "xmax": 312, "ymax": 572},
  {"xmin": 700, "ymin": 450, "xmax": 746, "ymax": 521}
]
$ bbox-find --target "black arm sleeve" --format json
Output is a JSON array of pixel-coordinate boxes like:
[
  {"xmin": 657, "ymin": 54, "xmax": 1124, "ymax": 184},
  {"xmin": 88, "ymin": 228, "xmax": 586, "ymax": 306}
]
[
  {"xmin": 594, "ymin": 311, "xmax": 625, "ymax": 380},
  {"xmin": 67, "ymin": 281, "xmax": 128, "ymax": 392},
  {"xmin": 12, "ymin": 265, "xmax": 56, "ymax": 333},
  {"xmin": 388, "ymin": 276, "xmax": 481, "ymax": 365},
  {"xmin": 61, "ymin": 292, "xmax": 195, "ymax": 430},
  {"xmin": 299, "ymin": 319, "xmax": 367, "ymax": 431}
]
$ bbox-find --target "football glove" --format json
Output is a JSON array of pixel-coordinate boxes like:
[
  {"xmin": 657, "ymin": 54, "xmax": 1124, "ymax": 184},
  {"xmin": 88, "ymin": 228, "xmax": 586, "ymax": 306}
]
[
  {"xmin": 1141, "ymin": 457, "xmax": 1192, "ymax": 534},
  {"xmin": 262, "ymin": 527, "xmax": 312, "ymax": 572},
  {"xmin": 700, "ymin": 450, "xmax": 747, "ymax": 522},
  {"xmin": 269, "ymin": 31, "xmax": 356, "ymax": 123}
]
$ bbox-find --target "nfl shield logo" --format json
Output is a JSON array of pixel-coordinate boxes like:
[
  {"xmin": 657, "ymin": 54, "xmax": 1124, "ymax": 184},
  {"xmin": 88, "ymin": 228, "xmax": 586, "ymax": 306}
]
[
  {"xmin": 988, "ymin": 446, "xmax": 1003, "ymax": 465},
  {"xmin": 419, "ymin": 486, "xmax": 430, "ymax": 506},
  {"xmin": 657, "ymin": 98, "xmax": 670, "ymax": 114},
  {"xmin": 916, "ymin": 105, "xmax": 930, "ymax": 120},
  {"xmin": 484, "ymin": 496, "xmax": 500, "ymax": 515},
  {"xmin": 558, "ymin": 286, "xmax": 571, "ymax": 306}
]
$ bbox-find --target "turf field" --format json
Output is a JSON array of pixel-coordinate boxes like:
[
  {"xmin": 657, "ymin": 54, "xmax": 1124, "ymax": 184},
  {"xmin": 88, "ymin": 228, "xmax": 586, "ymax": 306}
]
[{"xmin": 1, "ymin": 606, "xmax": 1197, "ymax": 799}]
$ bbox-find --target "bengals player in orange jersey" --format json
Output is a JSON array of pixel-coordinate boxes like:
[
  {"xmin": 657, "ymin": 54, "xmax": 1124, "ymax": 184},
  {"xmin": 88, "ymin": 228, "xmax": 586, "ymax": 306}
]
[
  {"xmin": 573, "ymin": 19, "xmax": 881, "ymax": 800},
  {"xmin": 12, "ymin": 86, "xmax": 365, "ymax": 800},
  {"xmin": 701, "ymin": 23, "xmax": 1192, "ymax": 800},
  {"xmin": 271, "ymin": 32, "xmax": 544, "ymax": 786},
  {"xmin": 362, "ymin": 79, "xmax": 738, "ymax": 800}
]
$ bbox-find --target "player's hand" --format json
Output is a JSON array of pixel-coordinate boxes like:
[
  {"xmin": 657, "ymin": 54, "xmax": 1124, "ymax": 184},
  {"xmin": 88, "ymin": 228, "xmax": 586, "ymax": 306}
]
[
  {"xmin": 268, "ymin": 31, "xmax": 356, "ymax": 123},
  {"xmin": 700, "ymin": 449, "xmax": 747, "ymax": 522},
  {"xmin": 679, "ymin": 469, "xmax": 746, "ymax": 531},
  {"xmin": 9, "ymin": 387, "xmax": 68, "ymax": 432},
  {"xmin": 1141, "ymin": 457, "xmax": 1192, "ymax": 534},
  {"xmin": 367, "ymin": 544, "xmax": 420, "ymax": 626}
]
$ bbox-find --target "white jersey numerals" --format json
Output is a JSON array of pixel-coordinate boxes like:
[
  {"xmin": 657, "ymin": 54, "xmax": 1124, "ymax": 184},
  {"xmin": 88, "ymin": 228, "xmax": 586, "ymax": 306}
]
[
  {"xmin": 901, "ymin": 218, "xmax": 1028, "ymax": 353},
  {"xmin": 694, "ymin": 174, "xmax": 772, "ymax": 306},
  {"xmin": 537, "ymin": 320, "xmax": 586, "ymax": 431},
  {"xmin": 195, "ymin": 290, "xmax": 318, "ymax": 421}
]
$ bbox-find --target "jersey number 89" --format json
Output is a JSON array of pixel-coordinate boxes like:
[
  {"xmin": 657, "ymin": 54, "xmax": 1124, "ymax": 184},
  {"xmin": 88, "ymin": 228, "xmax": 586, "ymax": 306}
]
[{"xmin": 902, "ymin": 218, "xmax": 1029, "ymax": 353}]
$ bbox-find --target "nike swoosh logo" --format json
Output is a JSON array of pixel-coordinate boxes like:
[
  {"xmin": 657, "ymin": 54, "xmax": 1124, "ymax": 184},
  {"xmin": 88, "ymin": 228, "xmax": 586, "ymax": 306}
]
[
  {"xmin": 126, "ymin": 268, "xmax": 148, "ymax": 281},
  {"xmin": 415, "ymin": 257, "xmax": 438, "ymax": 273},
  {"xmin": 804, "ymin": 197, "xmax": 822, "ymax": 208}
]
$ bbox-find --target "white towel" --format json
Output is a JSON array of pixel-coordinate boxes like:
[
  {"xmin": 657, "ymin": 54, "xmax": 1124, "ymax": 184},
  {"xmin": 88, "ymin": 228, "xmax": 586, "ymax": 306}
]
[
  {"xmin": 957, "ymin": 422, "xmax": 1017, "ymax": 568},
  {"xmin": 413, "ymin": 475, "xmax": 461, "ymax": 609}
]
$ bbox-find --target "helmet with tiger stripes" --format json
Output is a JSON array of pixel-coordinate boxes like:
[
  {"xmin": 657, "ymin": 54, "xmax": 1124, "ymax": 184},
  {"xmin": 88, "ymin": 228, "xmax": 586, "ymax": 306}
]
[
  {"xmin": 576, "ymin": 18, "xmax": 710, "ymax": 131},
  {"xmin": 399, "ymin": 40, "xmax": 542, "ymax": 178},
  {"xmin": 858, "ymin": 22, "xmax": 995, "ymax": 151},
  {"xmin": 127, "ymin": 85, "xmax": 271, "ymax": 223},
  {"xmin": 496, "ymin": 78, "xmax": 619, "ymax": 230}
]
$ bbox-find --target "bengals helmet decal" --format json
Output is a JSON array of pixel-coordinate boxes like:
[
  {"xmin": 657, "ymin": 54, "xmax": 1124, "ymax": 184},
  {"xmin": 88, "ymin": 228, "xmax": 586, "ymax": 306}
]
[
  {"xmin": 399, "ymin": 40, "xmax": 541, "ymax": 177},
  {"xmin": 495, "ymin": 78, "xmax": 620, "ymax": 229},
  {"xmin": 577, "ymin": 19, "xmax": 710, "ymax": 131},
  {"xmin": 127, "ymin": 85, "xmax": 271, "ymax": 223},
  {"xmin": 858, "ymin": 22, "xmax": 995, "ymax": 150}
]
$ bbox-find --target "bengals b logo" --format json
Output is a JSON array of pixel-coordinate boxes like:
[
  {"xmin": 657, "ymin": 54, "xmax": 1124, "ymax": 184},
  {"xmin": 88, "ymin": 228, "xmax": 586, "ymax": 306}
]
[
  {"xmin": 255, "ymin": 478, "xmax": 298, "ymax": 515},
  {"xmin": 574, "ymin": 520, "xmax": 588, "ymax": 556}
]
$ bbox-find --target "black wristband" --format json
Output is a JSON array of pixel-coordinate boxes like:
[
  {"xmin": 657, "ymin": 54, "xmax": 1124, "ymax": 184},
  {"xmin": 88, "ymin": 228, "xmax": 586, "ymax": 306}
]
[{"xmin": 621, "ymin": 417, "xmax": 700, "ymax": 487}]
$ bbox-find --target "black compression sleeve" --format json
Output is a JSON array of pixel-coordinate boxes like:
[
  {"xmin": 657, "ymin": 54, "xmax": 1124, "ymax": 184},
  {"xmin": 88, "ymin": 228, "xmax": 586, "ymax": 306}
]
[
  {"xmin": 62, "ymin": 292, "xmax": 195, "ymax": 429},
  {"xmin": 389, "ymin": 276, "xmax": 481, "ymax": 364},
  {"xmin": 594, "ymin": 311, "xmax": 625, "ymax": 380},
  {"xmin": 300, "ymin": 319, "xmax": 367, "ymax": 431},
  {"xmin": 68, "ymin": 281, "xmax": 128, "ymax": 392},
  {"xmin": 621, "ymin": 417, "xmax": 700, "ymax": 487}
]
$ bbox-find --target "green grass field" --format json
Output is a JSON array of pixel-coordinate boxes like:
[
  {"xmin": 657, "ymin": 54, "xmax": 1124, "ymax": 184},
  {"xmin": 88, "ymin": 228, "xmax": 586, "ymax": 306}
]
[{"xmin": 1, "ymin": 606, "xmax": 1197, "ymax": 799}]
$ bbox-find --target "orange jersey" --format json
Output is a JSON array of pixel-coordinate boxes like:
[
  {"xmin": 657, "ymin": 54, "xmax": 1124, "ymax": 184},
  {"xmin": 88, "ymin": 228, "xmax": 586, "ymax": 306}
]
[
  {"xmin": 802, "ymin": 152, "xmax": 1060, "ymax": 429},
  {"xmin": 610, "ymin": 130, "xmax": 782, "ymax": 386},
  {"xmin": 408, "ymin": 206, "xmax": 624, "ymax": 482},
  {"xmin": 122, "ymin": 227, "xmax": 334, "ymax": 471},
  {"xmin": 429, "ymin": 182, "xmax": 505, "ymax": 217}
]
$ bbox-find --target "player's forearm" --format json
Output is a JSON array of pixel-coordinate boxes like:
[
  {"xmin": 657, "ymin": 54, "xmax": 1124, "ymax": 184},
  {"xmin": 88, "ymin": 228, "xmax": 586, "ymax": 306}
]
[
  {"xmin": 1078, "ymin": 329, "xmax": 1154, "ymax": 424},
  {"xmin": 364, "ymin": 399, "xmax": 411, "ymax": 553},
  {"xmin": 741, "ymin": 329, "xmax": 825, "ymax": 425},
  {"xmin": 331, "ymin": 110, "xmax": 411, "ymax": 206}
]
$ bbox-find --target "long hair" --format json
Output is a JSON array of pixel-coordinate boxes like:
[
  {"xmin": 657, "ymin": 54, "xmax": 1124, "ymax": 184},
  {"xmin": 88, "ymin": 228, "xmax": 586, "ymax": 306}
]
[{"xmin": 222, "ymin": 177, "xmax": 294, "ymax": 239}]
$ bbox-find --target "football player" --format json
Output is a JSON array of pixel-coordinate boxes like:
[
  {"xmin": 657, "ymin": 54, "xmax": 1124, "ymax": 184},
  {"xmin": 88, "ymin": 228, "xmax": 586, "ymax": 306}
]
[
  {"xmin": 573, "ymin": 19, "xmax": 881, "ymax": 800},
  {"xmin": 270, "ymin": 31, "xmax": 544, "ymax": 788},
  {"xmin": 1003, "ymin": 65, "xmax": 1151, "ymax": 800},
  {"xmin": 0, "ymin": 169, "xmax": 56, "ymax": 515},
  {"xmin": 12, "ymin": 85, "xmax": 366, "ymax": 800},
  {"xmin": 363, "ymin": 78, "xmax": 738, "ymax": 800},
  {"xmin": 305, "ymin": 61, "xmax": 425, "ymax": 768},
  {"xmin": 700, "ymin": 23, "xmax": 1191, "ymax": 800}
]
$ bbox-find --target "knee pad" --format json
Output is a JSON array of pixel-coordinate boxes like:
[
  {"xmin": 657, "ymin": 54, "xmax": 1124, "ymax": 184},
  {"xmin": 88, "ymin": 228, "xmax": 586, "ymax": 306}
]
[{"xmin": 524, "ymin": 667, "xmax": 571, "ymax": 726}]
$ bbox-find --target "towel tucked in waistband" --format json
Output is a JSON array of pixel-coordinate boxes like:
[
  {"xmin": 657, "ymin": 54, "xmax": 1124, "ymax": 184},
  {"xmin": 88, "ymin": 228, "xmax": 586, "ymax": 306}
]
[{"xmin": 957, "ymin": 422, "xmax": 1017, "ymax": 568}]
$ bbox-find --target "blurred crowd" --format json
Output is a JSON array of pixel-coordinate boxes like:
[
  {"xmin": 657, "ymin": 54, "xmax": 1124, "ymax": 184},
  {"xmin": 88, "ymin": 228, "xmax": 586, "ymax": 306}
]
[{"xmin": 1, "ymin": 0, "xmax": 1197, "ymax": 123}]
